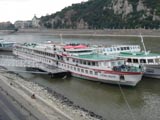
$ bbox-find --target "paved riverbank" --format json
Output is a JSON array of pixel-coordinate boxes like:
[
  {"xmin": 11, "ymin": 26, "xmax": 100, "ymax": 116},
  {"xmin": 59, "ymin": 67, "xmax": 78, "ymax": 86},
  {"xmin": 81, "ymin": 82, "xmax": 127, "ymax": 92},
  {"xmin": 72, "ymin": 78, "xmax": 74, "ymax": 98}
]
[{"xmin": 0, "ymin": 68, "xmax": 103, "ymax": 120}]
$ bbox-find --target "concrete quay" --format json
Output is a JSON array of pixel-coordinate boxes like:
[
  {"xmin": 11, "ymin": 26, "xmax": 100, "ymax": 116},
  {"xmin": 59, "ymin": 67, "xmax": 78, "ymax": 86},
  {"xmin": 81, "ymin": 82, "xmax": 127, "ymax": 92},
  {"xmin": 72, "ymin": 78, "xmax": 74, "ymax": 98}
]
[
  {"xmin": 16, "ymin": 29, "xmax": 160, "ymax": 37},
  {"xmin": 0, "ymin": 74, "xmax": 71, "ymax": 120},
  {"xmin": 0, "ymin": 70, "xmax": 102, "ymax": 120}
]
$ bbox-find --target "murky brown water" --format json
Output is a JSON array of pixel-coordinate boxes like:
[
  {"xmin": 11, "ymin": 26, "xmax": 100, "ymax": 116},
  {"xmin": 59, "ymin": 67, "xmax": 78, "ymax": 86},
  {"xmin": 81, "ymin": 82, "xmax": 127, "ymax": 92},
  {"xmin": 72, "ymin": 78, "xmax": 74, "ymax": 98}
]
[{"xmin": 1, "ymin": 33, "xmax": 160, "ymax": 120}]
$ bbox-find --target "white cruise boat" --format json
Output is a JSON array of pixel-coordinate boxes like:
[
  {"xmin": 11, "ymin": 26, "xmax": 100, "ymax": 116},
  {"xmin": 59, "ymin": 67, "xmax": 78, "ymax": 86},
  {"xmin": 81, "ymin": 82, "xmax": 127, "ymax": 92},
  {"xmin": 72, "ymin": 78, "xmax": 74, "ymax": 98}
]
[
  {"xmin": 118, "ymin": 35, "xmax": 160, "ymax": 79},
  {"xmin": 118, "ymin": 51, "xmax": 160, "ymax": 79},
  {"xmin": 0, "ymin": 40, "xmax": 15, "ymax": 51},
  {"xmin": 13, "ymin": 42, "xmax": 143, "ymax": 86},
  {"xmin": 95, "ymin": 45, "xmax": 141, "ymax": 55}
]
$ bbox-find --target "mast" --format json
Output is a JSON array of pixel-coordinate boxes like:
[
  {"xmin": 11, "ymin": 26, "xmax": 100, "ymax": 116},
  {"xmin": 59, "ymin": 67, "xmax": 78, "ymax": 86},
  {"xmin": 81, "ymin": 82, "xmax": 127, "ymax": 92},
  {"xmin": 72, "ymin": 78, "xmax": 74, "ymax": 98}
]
[{"xmin": 140, "ymin": 33, "xmax": 147, "ymax": 54}]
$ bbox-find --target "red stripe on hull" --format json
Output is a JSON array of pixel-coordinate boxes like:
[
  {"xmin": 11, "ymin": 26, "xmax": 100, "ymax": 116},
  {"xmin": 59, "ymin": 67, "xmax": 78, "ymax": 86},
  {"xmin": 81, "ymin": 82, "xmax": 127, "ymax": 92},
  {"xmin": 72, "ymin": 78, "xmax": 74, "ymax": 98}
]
[
  {"xmin": 102, "ymin": 70, "xmax": 143, "ymax": 75},
  {"xmin": 71, "ymin": 71, "xmax": 98, "ymax": 79}
]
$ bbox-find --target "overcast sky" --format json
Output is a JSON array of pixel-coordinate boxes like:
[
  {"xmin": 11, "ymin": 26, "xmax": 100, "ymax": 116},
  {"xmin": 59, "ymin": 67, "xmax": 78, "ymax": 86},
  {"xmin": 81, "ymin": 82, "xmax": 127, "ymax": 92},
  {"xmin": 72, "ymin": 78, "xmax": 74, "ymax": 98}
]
[{"xmin": 0, "ymin": 0, "xmax": 87, "ymax": 23}]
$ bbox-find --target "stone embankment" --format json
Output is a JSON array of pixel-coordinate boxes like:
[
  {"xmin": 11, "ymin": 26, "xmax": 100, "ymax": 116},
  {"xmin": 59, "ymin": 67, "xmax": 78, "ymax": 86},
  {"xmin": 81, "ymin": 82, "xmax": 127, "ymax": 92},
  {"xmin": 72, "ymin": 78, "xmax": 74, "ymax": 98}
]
[
  {"xmin": 16, "ymin": 29, "xmax": 160, "ymax": 37},
  {"xmin": 0, "ymin": 67, "xmax": 104, "ymax": 120}
]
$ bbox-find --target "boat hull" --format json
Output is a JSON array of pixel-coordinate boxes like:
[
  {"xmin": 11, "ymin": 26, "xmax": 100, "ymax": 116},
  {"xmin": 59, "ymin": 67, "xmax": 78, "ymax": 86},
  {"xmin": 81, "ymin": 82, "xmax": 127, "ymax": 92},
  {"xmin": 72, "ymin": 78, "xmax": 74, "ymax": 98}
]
[
  {"xmin": 71, "ymin": 72, "xmax": 142, "ymax": 86},
  {"xmin": 144, "ymin": 65, "xmax": 160, "ymax": 79},
  {"xmin": 13, "ymin": 45, "xmax": 143, "ymax": 86},
  {"xmin": 0, "ymin": 47, "xmax": 12, "ymax": 51},
  {"xmin": 123, "ymin": 63, "xmax": 160, "ymax": 79}
]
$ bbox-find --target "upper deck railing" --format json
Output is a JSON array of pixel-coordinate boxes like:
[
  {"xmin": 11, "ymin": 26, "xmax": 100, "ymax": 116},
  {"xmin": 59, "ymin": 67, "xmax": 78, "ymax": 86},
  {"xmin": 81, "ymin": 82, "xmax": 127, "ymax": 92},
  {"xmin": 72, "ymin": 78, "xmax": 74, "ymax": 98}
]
[{"xmin": 0, "ymin": 55, "xmax": 68, "ymax": 74}]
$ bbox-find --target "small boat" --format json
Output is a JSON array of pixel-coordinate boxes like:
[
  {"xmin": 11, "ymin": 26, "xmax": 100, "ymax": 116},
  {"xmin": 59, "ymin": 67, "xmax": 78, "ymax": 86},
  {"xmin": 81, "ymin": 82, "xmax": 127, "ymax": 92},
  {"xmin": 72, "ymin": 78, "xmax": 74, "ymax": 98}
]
[
  {"xmin": 13, "ymin": 42, "xmax": 143, "ymax": 86},
  {"xmin": 0, "ymin": 40, "xmax": 15, "ymax": 51}
]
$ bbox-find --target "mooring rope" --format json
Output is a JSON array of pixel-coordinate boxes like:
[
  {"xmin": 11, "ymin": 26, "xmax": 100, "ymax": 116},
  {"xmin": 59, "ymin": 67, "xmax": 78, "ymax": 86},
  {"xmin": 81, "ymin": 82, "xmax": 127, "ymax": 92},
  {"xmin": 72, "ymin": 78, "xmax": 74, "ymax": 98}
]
[{"xmin": 118, "ymin": 82, "xmax": 136, "ymax": 120}]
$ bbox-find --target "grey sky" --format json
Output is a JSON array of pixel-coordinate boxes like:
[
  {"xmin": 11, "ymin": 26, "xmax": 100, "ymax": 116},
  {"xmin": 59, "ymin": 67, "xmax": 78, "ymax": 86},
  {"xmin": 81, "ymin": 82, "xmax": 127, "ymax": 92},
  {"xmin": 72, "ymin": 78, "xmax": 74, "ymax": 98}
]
[{"xmin": 0, "ymin": 0, "xmax": 87, "ymax": 23}]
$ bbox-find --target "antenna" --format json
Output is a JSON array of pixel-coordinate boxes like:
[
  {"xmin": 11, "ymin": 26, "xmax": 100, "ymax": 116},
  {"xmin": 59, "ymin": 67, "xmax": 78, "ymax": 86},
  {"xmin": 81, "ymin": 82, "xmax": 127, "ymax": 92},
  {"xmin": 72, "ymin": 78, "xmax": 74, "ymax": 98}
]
[{"xmin": 140, "ymin": 33, "xmax": 147, "ymax": 54}]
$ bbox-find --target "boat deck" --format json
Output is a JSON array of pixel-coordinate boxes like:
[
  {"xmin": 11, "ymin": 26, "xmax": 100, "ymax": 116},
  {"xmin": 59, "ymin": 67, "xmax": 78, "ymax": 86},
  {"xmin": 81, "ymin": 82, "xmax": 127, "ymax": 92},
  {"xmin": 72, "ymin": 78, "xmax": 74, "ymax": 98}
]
[{"xmin": 0, "ymin": 55, "xmax": 68, "ymax": 75}]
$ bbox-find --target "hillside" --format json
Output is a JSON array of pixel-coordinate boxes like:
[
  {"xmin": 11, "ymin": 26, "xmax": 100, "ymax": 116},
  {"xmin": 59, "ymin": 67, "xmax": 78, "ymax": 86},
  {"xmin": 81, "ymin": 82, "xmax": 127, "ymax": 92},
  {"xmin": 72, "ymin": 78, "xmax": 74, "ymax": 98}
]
[{"xmin": 39, "ymin": 0, "xmax": 160, "ymax": 29}]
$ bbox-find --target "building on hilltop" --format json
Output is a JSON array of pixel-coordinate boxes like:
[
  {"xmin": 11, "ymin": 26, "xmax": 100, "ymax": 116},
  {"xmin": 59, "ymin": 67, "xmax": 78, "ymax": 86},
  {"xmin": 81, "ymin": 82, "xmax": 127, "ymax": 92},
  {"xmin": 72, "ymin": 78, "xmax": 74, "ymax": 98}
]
[
  {"xmin": 14, "ymin": 15, "xmax": 40, "ymax": 29},
  {"xmin": 14, "ymin": 21, "xmax": 32, "ymax": 29},
  {"xmin": 32, "ymin": 15, "xmax": 40, "ymax": 28}
]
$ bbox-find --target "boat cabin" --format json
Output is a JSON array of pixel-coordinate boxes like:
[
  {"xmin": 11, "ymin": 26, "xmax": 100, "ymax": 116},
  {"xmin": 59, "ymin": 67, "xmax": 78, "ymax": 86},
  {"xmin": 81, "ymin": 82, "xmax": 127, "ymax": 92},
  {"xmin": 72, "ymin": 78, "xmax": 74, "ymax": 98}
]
[
  {"xmin": 63, "ymin": 44, "xmax": 94, "ymax": 56},
  {"xmin": 119, "ymin": 52, "xmax": 160, "ymax": 65},
  {"xmin": 99, "ymin": 45, "xmax": 140, "ymax": 55}
]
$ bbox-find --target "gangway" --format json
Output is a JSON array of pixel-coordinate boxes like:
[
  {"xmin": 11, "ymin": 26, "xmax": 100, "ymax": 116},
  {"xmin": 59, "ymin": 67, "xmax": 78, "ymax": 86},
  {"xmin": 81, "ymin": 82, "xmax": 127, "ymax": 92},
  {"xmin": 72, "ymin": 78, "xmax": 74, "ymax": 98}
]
[
  {"xmin": 0, "ymin": 69, "xmax": 49, "ymax": 74},
  {"xmin": 0, "ymin": 55, "xmax": 68, "ymax": 75}
]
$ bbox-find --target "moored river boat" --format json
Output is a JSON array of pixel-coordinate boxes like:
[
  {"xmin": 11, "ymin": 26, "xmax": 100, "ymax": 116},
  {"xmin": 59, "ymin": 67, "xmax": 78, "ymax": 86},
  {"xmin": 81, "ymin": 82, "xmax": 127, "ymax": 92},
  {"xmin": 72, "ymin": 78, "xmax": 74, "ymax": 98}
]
[
  {"xmin": 118, "ymin": 51, "xmax": 160, "ymax": 79},
  {"xmin": 0, "ymin": 40, "xmax": 15, "ymax": 51},
  {"xmin": 99, "ymin": 34, "xmax": 160, "ymax": 79},
  {"xmin": 13, "ymin": 42, "xmax": 143, "ymax": 86}
]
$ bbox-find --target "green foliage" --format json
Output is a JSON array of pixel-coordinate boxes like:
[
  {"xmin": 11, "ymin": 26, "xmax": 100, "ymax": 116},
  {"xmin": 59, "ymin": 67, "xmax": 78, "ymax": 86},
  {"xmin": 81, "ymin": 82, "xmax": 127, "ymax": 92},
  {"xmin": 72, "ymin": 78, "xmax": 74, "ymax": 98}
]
[{"xmin": 40, "ymin": 0, "xmax": 160, "ymax": 29}]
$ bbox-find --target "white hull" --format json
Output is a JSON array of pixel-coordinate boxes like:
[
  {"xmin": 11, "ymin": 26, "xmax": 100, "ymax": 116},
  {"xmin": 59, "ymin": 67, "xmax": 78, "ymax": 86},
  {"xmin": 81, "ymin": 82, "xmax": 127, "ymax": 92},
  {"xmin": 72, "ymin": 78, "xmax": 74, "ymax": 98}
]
[
  {"xmin": 71, "ymin": 72, "xmax": 142, "ymax": 86},
  {"xmin": 14, "ymin": 51, "xmax": 143, "ymax": 86},
  {"xmin": 123, "ymin": 63, "xmax": 160, "ymax": 79},
  {"xmin": 144, "ymin": 65, "xmax": 160, "ymax": 79},
  {"xmin": 13, "ymin": 44, "xmax": 143, "ymax": 86}
]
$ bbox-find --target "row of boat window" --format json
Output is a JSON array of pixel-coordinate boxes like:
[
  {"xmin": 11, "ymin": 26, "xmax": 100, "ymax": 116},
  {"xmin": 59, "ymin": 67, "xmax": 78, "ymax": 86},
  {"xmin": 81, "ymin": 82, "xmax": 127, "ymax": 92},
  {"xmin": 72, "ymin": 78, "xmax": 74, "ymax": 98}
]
[
  {"xmin": 127, "ymin": 58, "xmax": 159, "ymax": 64},
  {"xmin": 17, "ymin": 51, "xmax": 52, "ymax": 64},
  {"xmin": 72, "ymin": 59, "xmax": 98, "ymax": 66},
  {"xmin": 104, "ymin": 46, "xmax": 139, "ymax": 52},
  {"xmin": 61, "ymin": 63, "xmax": 98, "ymax": 75}
]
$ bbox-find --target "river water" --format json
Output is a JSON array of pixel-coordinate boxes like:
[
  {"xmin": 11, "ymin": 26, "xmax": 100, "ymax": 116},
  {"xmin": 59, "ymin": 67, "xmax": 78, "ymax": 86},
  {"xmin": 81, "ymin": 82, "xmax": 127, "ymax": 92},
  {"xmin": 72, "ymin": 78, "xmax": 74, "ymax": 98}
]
[{"xmin": 1, "ymin": 33, "xmax": 160, "ymax": 120}]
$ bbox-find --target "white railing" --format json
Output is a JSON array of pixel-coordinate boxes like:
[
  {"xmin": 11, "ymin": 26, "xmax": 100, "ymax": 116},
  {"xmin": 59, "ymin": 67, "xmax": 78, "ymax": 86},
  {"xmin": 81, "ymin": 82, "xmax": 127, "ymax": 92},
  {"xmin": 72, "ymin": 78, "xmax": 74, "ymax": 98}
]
[{"xmin": 0, "ymin": 55, "xmax": 67, "ymax": 74}]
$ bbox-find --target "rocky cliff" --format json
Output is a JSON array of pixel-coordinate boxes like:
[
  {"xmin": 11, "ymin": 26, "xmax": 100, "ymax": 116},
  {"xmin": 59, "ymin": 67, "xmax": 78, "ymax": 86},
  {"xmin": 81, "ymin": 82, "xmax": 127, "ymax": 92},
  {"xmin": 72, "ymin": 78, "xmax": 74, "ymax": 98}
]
[{"xmin": 40, "ymin": 0, "xmax": 160, "ymax": 29}]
